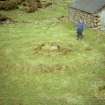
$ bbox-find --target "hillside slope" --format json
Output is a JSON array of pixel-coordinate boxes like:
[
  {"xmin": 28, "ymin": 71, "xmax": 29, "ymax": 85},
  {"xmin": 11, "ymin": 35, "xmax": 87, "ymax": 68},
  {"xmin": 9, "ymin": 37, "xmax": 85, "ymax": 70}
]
[{"xmin": 0, "ymin": 0, "xmax": 105, "ymax": 105}]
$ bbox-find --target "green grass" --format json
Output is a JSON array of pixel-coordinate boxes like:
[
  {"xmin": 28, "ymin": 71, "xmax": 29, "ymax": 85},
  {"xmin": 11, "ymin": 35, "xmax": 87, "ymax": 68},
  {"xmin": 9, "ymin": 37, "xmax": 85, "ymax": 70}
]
[{"xmin": 0, "ymin": 0, "xmax": 105, "ymax": 105}]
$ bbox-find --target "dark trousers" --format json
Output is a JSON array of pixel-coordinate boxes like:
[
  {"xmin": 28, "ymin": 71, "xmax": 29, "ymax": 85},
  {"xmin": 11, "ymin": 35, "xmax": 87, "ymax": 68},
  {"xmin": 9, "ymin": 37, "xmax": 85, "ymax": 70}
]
[{"xmin": 77, "ymin": 31, "xmax": 83, "ymax": 40}]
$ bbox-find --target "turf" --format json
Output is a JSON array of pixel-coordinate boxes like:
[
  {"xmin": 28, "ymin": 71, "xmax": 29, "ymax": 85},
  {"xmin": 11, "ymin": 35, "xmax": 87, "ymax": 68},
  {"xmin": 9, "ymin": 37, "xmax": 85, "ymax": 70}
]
[{"xmin": 0, "ymin": 0, "xmax": 105, "ymax": 105}]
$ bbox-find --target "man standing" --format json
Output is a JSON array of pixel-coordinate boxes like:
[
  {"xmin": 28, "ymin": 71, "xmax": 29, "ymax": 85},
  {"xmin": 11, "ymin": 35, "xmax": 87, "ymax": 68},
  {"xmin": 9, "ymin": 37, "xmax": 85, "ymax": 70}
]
[{"xmin": 76, "ymin": 20, "xmax": 85, "ymax": 40}]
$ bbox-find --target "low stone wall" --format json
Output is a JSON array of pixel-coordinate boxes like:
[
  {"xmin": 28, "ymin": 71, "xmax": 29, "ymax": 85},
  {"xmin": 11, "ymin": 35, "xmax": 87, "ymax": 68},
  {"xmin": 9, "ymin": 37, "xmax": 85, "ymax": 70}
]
[{"xmin": 69, "ymin": 8, "xmax": 101, "ymax": 29}]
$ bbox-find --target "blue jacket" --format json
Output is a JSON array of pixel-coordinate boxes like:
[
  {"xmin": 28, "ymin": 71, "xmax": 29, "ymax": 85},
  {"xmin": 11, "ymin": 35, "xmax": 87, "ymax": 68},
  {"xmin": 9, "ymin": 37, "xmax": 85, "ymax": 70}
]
[{"xmin": 77, "ymin": 22, "xmax": 85, "ymax": 32}]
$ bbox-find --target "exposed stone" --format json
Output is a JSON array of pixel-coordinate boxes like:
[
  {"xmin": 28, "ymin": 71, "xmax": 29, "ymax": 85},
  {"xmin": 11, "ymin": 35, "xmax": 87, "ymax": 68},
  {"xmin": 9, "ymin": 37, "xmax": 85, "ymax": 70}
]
[
  {"xmin": 69, "ymin": 8, "xmax": 100, "ymax": 29},
  {"xmin": 0, "ymin": 14, "xmax": 14, "ymax": 24},
  {"xmin": 0, "ymin": 0, "xmax": 52, "ymax": 12}
]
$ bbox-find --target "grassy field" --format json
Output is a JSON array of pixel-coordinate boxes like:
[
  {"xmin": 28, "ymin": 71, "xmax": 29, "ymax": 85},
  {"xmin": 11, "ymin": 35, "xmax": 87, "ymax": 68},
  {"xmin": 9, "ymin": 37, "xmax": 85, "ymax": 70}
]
[{"xmin": 0, "ymin": 0, "xmax": 105, "ymax": 105}]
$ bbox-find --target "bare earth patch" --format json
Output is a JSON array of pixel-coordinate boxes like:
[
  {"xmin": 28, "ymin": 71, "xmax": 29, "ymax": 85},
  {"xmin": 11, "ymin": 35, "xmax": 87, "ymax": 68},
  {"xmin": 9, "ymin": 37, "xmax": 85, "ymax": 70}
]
[
  {"xmin": 14, "ymin": 63, "xmax": 70, "ymax": 74},
  {"xmin": 33, "ymin": 42, "xmax": 72, "ymax": 55},
  {"xmin": 95, "ymin": 84, "xmax": 105, "ymax": 100},
  {"xmin": 33, "ymin": 64, "xmax": 69, "ymax": 73}
]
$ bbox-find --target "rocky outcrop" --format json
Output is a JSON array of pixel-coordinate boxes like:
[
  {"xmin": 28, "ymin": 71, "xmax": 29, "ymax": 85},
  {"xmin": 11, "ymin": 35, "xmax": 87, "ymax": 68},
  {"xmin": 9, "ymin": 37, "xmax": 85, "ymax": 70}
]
[
  {"xmin": 0, "ymin": 0, "xmax": 52, "ymax": 12},
  {"xmin": 0, "ymin": 0, "xmax": 18, "ymax": 10}
]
